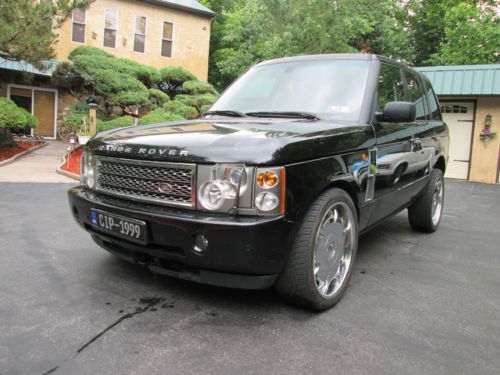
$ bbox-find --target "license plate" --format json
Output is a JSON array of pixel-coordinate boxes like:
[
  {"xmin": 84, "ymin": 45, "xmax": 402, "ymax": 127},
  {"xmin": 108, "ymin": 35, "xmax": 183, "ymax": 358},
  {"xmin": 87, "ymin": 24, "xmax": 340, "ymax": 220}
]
[{"xmin": 90, "ymin": 209, "xmax": 147, "ymax": 244}]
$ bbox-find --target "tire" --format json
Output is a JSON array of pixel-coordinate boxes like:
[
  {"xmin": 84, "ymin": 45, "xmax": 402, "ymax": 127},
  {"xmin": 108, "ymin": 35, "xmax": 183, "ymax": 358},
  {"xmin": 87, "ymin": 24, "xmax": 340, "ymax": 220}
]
[
  {"xmin": 408, "ymin": 168, "xmax": 444, "ymax": 233},
  {"xmin": 274, "ymin": 188, "xmax": 358, "ymax": 311},
  {"xmin": 390, "ymin": 164, "xmax": 406, "ymax": 185}
]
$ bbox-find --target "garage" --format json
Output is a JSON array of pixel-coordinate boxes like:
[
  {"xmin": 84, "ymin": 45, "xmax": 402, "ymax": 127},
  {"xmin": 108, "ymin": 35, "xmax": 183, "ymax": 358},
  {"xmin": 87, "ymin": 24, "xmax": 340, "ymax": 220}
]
[
  {"xmin": 439, "ymin": 102, "xmax": 474, "ymax": 179},
  {"xmin": 416, "ymin": 64, "xmax": 500, "ymax": 184}
]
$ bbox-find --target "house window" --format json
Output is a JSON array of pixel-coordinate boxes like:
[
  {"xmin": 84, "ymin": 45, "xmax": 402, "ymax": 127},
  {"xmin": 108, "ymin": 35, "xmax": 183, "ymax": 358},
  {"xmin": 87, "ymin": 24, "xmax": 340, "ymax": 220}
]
[
  {"xmin": 104, "ymin": 9, "xmax": 117, "ymax": 48},
  {"xmin": 161, "ymin": 21, "xmax": 174, "ymax": 57},
  {"xmin": 72, "ymin": 9, "xmax": 86, "ymax": 43},
  {"xmin": 134, "ymin": 16, "xmax": 147, "ymax": 53},
  {"xmin": 440, "ymin": 104, "xmax": 468, "ymax": 114}
]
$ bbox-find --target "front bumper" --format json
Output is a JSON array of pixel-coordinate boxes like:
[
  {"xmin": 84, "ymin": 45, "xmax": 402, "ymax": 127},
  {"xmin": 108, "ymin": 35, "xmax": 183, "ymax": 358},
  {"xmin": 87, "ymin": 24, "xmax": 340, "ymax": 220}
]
[{"xmin": 68, "ymin": 187, "xmax": 294, "ymax": 289}]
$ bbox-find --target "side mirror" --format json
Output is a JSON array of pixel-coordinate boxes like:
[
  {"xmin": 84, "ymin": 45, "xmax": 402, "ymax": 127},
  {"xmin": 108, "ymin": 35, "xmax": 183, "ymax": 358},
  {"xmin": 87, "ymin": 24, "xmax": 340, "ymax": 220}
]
[{"xmin": 377, "ymin": 101, "xmax": 416, "ymax": 123}]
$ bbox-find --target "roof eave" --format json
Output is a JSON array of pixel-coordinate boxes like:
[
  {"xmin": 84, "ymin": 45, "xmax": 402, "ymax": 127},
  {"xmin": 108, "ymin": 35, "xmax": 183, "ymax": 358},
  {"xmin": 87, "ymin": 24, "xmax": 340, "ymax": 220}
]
[{"xmin": 139, "ymin": 0, "xmax": 216, "ymax": 18}]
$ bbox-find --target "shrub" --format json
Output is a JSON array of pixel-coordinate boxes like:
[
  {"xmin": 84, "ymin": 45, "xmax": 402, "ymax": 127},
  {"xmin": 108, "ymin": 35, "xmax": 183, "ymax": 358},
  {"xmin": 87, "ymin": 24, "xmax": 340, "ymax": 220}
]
[
  {"xmin": 200, "ymin": 104, "xmax": 211, "ymax": 114},
  {"xmin": 97, "ymin": 116, "xmax": 135, "ymax": 132},
  {"xmin": 68, "ymin": 46, "xmax": 114, "ymax": 60},
  {"xmin": 163, "ymin": 101, "xmax": 198, "ymax": 119},
  {"xmin": 108, "ymin": 90, "xmax": 149, "ymax": 107},
  {"xmin": 148, "ymin": 88, "xmax": 170, "ymax": 108},
  {"xmin": 63, "ymin": 111, "xmax": 88, "ymax": 131},
  {"xmin": 158, "ymin": 66, "xmax": 197, "ymax": 97},
  {"xmin": 0, "ymin": 98, "xmax": 38, "ymax": 130},
  {"xmin": 139, "ymin": 109, "xmax": 184, "ymax": 125},
  {"xmin": 51, "ymin": 62, "xmax": 84, "ymax": 90},
  {"xmin": 175, "ymin": 94, "xmax": 217, "ymax": 113},
  {"xmin": 182, "ymin": 80, "xmax": 219, "ymax": 96}
]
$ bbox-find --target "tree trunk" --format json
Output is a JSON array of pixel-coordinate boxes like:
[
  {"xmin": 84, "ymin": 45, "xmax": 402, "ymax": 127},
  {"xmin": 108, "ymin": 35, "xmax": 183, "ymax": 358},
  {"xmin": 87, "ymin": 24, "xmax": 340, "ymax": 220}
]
[{"xmin": 0, "ymin": 128, "xmax": 17, "ymax": 148}]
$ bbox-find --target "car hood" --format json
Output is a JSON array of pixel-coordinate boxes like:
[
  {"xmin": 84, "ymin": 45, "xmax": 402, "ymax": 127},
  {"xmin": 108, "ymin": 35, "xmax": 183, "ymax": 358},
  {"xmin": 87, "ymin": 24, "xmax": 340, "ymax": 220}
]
[{"xmin": 87, "ymin": 118, "xmax": 375, "ymax": 165}]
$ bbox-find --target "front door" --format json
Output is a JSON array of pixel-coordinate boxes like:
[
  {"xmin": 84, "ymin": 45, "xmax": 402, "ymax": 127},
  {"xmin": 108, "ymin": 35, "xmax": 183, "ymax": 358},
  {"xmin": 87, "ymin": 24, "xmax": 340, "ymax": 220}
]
[
  {"xmin": 440, "ymin": 102, "xmax": 474, "ymax": 179},
  {"xmin": 33, "ymin": 90, "xmax": 57, "ymax": 137},
  {"xmin": 8, "ymin": 86, "xmax": 57, "ymax": 138},
  {"xmin": 368, "ymin": 63, "xmax": 437, "ymax": 226}
]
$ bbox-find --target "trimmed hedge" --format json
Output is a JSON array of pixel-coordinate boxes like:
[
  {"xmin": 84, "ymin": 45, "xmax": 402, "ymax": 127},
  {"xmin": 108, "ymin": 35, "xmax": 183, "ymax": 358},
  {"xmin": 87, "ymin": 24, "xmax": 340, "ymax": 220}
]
[
  {"xmin": 0, "ymin": 98, "xmax": 38, "ymax": 130},
  {"xmin": 163, "ymin": 101, "xmax": 199, "ymax": 119},
  {"xmin": 138, "ymin": 109, "xmax": 184, "ymax": 125},
  {"xmin": 97, "ymin": 116, "xmax": 135, "ymax": 131},
  {"xmin": 182, "ymin": 80, "xmax": 218, "ymax": 96},
  {"xmin": 148, "ymin": 88, "xmax": 170, "ymax": 107}
]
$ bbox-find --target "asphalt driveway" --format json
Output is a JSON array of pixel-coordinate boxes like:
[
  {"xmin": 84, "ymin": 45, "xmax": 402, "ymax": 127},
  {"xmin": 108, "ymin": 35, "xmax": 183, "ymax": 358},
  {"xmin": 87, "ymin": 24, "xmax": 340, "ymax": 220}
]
[{"xmin": 0, "ymin": 180, "xmax": 499, "ymax": 375}]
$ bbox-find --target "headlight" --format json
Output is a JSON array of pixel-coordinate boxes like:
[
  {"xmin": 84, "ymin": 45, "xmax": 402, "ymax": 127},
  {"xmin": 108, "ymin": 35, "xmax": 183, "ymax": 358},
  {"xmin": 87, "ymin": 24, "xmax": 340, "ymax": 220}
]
[
  {"xmin": 80, "ymin": 151, "xmax": 96, "ymax": 189},
  {"xmin": 197, "ymin": 164, "xmax": 250, "ymax": 212},
  {"xmin": 197, "ymin": 164, "xmax": 285, "ymax": 216},
  {"xmin": 254, "ymin": 167, "xmax": 285, "ymax": 216}
]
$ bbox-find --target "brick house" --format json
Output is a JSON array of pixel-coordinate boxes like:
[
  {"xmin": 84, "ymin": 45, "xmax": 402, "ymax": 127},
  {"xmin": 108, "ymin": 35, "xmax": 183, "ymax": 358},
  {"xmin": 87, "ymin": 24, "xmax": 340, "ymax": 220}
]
[{"xmin": 0, "ymin": 0, "xmax": 214, "ymax": 139}]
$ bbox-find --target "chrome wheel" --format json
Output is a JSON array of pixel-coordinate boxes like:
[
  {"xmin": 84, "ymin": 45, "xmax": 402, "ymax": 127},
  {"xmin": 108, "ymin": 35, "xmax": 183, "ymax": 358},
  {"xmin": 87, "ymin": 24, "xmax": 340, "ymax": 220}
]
[
  {"xmin": 431, "ymin": 177, "xmax": 444, "ymax": 225},
  {"xmin": 313, "ymin": 202, "xmax": 356, "ymax": 298}
]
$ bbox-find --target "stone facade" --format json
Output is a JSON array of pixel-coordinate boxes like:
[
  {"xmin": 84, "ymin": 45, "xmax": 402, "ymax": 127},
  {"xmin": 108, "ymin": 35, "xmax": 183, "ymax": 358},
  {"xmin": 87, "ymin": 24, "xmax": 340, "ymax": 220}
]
[{"xmin": 53, "ymin": 0, "xmax": 212, "ymax": 80}]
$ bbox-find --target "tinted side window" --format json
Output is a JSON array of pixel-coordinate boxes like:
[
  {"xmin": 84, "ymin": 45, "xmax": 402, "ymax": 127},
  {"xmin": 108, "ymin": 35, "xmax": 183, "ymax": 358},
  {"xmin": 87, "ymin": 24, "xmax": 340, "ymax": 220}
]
[
  {"xmin": 423, "ymin": 80, "xmax": 442, "ymax": 120},
  {"xmin": 404, "ymin": 71, "xmax": 427, "ymax": 120},
  {"xmin": 377, "ymin": 64, "xmax": 405, "ymax": 111}
]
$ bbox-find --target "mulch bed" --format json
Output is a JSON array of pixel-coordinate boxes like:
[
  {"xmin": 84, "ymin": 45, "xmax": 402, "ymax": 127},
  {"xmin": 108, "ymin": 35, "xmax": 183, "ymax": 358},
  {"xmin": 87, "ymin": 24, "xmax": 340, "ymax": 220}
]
[
  {"xmin": 60, "ymin": 147, "xmax": 83, "ymax": 176},
  {"xmin": 0, "ymin": 142, "xmax": 40, "ymax": 162}
]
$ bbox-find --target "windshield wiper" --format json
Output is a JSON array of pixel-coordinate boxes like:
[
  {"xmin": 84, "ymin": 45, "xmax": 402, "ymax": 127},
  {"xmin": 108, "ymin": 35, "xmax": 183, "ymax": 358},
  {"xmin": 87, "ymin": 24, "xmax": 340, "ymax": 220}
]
[
  {"xmin": 245, "ymin": 111, "xmax": 319, "ymax": 120},
  {"xmin": 203, "ymin": 110, "xmax": 247, "ymax": 118}
]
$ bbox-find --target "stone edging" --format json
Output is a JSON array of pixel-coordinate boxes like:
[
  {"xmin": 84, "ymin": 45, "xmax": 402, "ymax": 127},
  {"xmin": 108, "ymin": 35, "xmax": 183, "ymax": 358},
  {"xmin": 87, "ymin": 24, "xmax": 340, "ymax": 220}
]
[
  {"xmin": 0, "ymin": 142, "xmax": 48, "ymax": 167},
  {"xmin": 56, "ymin": 145, "xmax": 83, "ymax": 181}
]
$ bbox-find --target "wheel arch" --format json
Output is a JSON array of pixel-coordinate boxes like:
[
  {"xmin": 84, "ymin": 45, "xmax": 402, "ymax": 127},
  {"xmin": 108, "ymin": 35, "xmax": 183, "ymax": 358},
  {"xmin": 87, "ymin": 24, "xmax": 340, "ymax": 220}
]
[
  {"xmin": 320, "ymin": 178, "xmax": 360, "ymax": 221},
  {"xmin": 434, "ymin": 156, "xmax": 446, "ymax": 174}
]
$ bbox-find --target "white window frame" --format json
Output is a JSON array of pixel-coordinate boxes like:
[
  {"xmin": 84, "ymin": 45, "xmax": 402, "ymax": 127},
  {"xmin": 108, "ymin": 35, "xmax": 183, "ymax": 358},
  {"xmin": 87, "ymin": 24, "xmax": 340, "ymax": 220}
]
[
  {"xmin": 71, "ymin": 8, "xmax": 86, "ymax": 44},
  {"xmin": 103, "ymin": 8, "xmax": 118, "ymax": 49},
  {"xmin": 160, "ymin": 20, "xmax": 175, "ymax": 58},
  {"xmin": 6, "ymin": 84, "xmax": 59, "ymax": 140},
  {"xmin": 133, "ymin": 15, "xmax": 147, "ymax": 54}
]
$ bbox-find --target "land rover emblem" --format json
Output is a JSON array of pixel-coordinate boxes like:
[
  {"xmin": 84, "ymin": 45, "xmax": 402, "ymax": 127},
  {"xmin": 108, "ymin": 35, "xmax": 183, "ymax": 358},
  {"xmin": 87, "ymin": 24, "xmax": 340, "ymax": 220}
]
[{"xmin": 158, "ymin": 182, "xmax": 173, "ymax": 193}]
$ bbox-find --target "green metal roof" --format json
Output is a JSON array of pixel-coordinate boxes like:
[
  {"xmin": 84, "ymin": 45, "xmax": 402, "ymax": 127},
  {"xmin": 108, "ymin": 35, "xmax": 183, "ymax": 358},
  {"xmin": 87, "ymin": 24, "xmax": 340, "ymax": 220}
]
[
  {"xmin": 140, "ymin": 0, "xmax": 215, "ymax": 17},
  {"xmin": 415, "ymin": 64, "xmax": 500, "ymax": 96},
  {"xmin": 0, "ymin": 56, "xmax": 60, "ymax": 76}
]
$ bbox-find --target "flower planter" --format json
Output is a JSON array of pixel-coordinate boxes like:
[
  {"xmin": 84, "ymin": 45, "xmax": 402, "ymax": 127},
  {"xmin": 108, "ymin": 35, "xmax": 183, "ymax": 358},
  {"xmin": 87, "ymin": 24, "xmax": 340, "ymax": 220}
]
[{"xmin": 78, "ymin": 136, "xmax": 90, "ymax": 145}]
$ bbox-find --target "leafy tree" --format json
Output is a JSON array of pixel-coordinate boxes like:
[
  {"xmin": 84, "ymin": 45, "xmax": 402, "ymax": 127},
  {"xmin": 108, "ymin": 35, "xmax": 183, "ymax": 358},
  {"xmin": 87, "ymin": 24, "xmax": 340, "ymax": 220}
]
[
  {"xmin": 428, "ymin": 1, "xmax": 500, "ymax": 65},
  {"xmin": 0, "ymin": 0, "xmax": 93, "ymax": 68}
]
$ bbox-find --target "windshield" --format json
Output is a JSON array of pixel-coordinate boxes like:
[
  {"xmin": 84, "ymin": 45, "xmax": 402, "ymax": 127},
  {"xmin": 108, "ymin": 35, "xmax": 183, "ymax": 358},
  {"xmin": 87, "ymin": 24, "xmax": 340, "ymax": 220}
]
[{"xmin": 209, "ymin": 59, "xmax": 370, "ymax": 122}]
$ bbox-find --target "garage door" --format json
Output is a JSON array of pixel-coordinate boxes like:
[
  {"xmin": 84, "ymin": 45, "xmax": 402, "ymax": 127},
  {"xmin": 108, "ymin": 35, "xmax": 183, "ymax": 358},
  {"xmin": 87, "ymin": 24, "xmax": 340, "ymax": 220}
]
[{"xmin": 441, "ymin": 102, "xmax": 474, "ymax": 179}]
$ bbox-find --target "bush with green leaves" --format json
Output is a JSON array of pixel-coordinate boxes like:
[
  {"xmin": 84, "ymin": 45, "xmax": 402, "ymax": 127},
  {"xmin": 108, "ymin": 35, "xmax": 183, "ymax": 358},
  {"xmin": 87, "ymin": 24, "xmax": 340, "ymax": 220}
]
[
  {"xmin": 182, "ymin": 80, "xmax": 219, "ymax": 96},
  {"xmin": 97, "ymin": 116, "xmax": 135, "ymax": 132},
  {"xmin": 158, "ymin": 66, "xmax": 197, "ymax": 97},
  {"xmin": 53, "ymin": 46, "xmax": 220, "ymax": 132},
  {"xmin": 0, "ymin": 98, "xmax": 38, "ymax": 130},
  {"xmin": 174, "ymin": 94, "xmax": 217, "ymax": 114},
  {"xmin": 163, "ymin": 101, "xmax": 199, "ymax": 119},
  {"xmin": 148, "ymin": 88, "xmax": 170, "ymax": 108},
  {"xmin": 138, "ymin": 109, "xmax": 184, "ymax": 125},
  {"xmin": 63, "ymin": 111, "xmax": 88, "ymax": 131}
]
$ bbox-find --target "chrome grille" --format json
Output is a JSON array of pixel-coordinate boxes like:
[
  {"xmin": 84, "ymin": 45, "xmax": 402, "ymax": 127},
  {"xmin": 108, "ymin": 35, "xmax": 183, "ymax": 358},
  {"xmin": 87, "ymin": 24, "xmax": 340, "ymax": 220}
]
[{"xmin": 95, "ymin": 156, "xmax": 195, "ymax": 208}]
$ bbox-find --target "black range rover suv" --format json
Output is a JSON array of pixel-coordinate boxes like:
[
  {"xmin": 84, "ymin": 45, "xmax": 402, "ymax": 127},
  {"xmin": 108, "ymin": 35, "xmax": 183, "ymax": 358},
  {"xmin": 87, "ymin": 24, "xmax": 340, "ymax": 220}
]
[{"xmin": 69, "ymin": 54, "xmax": 449, "ymax": 311}]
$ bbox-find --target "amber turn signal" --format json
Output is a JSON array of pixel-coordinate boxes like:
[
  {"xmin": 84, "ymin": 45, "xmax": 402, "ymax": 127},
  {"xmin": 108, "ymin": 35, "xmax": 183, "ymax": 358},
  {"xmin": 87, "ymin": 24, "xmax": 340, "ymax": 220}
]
[{"xmin": 257, "ymin": 171, "xmax": 278, "ymax": 188}]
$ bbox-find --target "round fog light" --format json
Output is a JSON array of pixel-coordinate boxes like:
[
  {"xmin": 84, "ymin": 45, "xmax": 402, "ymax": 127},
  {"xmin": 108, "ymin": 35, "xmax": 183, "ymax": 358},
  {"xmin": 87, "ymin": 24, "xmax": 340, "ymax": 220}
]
[
  {"xmin": 193, "ymin": 234, "xmax": 209, "ymax": 254},
  {"xmin": 255, "ymin": 191, "xmax": 279, "ymax": 212}
]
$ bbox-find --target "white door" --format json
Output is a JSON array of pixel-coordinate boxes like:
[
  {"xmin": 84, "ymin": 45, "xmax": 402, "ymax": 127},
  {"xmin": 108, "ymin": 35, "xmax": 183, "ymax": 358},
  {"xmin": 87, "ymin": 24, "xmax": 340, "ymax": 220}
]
[{"xmin": 441, "ymin": 102, "xmax": 474, "ymax": 179}]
